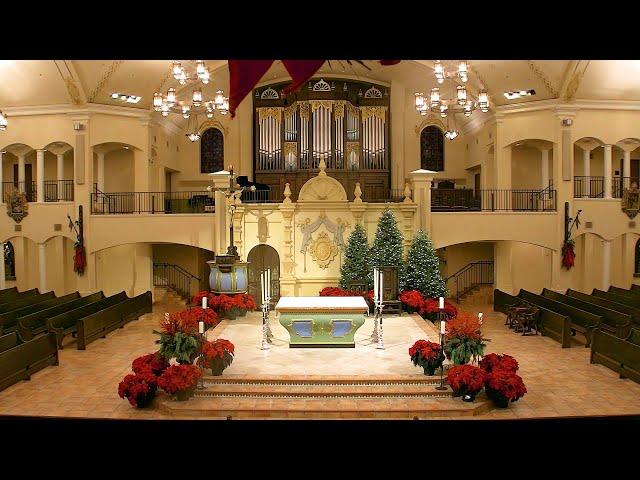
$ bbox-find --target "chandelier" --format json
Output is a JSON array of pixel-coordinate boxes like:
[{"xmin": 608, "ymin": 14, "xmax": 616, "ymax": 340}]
[
  {"xmin": 0, "ymin": 110, "xmax": 7, "ymax": 131},
  {"xmin": 153, "ymin": 60, "xmax": 229, "ymax": 138},
  {"xmin": 414, "ymin": 61, "xmax": 489, "ymax": 123}
]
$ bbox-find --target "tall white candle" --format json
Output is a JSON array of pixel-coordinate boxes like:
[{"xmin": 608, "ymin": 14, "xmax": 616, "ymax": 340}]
[
  {"xmin": 261, "ymin": 272, "xmax": 265, "ymax": 304},
  {"xmin": 199, "ymin": 321, "xmax": 204, "ymax": 334},
  {"xmin": 266, "ymin": 268, "xmax": 271, "ymax": 299},
  {"xmin": 373, "ymin": 268, "xmax": 378, "ymax": 302},
  {"xmin": 379, "ymin": 269, "xmax": 384, "ymax": 302},
  {"xmin": 202, "ymin": 296, "xmax": 208, "ymax": 309},
  {"xmin": 440, "ymin": 320, "xmax": 446, "ymax": 335},
  {"xmin": 478, "ymin": 312, "xmax": 483, "ymax": 325},
  {"xmin": 439, "ymin": 297, "xmax": 445, "ymax": 310}
]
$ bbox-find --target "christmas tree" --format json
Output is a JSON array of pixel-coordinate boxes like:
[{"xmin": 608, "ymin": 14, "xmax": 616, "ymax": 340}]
[
  {"xmin": 370, "ymin": 208, "xmax": 406, "ymax": 289},
  {"xmin": 405, "ymin": 229, "xmax": 448, "ymax": 298},
  {"xmin": 339, "ymin": 223, "xmax": 372, "ymax": 289}
]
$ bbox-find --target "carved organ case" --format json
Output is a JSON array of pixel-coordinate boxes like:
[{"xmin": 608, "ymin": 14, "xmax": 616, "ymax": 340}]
[{"xmin": 253, "ymin": 78, "xmax": 390, "ymax": 201}]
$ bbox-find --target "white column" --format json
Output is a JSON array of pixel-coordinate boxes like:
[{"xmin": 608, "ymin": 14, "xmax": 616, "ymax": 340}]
[
  {"xmin": 38, "ymin": 242, "xmax": 47, "ymax": 293},
  {"xmin": 582, "ymin": 147, "xmax": 591, "ymax": 197},
  {"xmin": 541, "ymin": 148, "xmax": 550, "ymax": 190},
  {"xmin": 97, "ymin": 152, "xmax": 105, "ymax": 192},
  {"xmin": 0, "ymin": 242, "xmax": 5, "ymax": 290},
  {"xmin": 623, "ymin": 150, "xmax": 631, "ymax": 189},
  {"xmin": 602, "ymin": 239, "xmax": 611, "ymax": 291},
  {"xmin": 57, "ymin": 153, "xmax": 64, "ymax": 201},
  {"xmin": 604, "ymin": 144, "xmax": 612, "ymax": 199},
  {"xmin": 18, "ymin": 154, "xmax": 25, "ymax": 190},
  {"xmin": 36, "ymin": 149, "xmax": 45, "ymax": 202}
]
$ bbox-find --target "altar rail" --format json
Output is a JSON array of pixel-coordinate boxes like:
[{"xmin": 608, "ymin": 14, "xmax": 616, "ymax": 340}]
[
  {"xmin": 90, "ymin": 189, "xmax": 215, "ymax": 215},
  {"xmin": 431, "ymin": 188, "xmax": 557, "ymax": 212}
]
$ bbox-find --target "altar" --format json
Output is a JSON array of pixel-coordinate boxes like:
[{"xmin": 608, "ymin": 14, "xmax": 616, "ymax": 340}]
[{"xmin": 275, "ymin": 296, "xmax": 369, "ymax": 347}]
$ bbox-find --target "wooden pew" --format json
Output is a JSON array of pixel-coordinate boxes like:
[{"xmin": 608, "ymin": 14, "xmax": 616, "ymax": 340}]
[
  {"xmin": 16, "ymin": 292, "xmax": 105, "ymax": 341},
  {"xmin": 566, "ymin": 289, "xmax": 640, "ymax": 326},
  {"xmin": 518, "ymin": 289, "xmax": 603, "ymax": 347},
  {"xmin": 0, "ymin": 287, "xmax": 19, "ymax": 302},
  {"xmin": 590, "ymin": 327, "xmax": 640, "ymax": 384},
  {"xmin": 610, "ymin": 285, "xmax": 640, "ymax": 297},
  {"xmin": 77, "ymin": 291, "xmax": 152, "ymax": 350},
  {"xmin": 494, "ymin": 289, "xmax": 572, "ymax": 347},
  {"xmin": 0, "ymin": 288, "xmax": 39, "ymax": 307},
  {"xmin": 0, "ymin": 292, "xmax": 80, "ymax": 335},
  {"xmin": 0, "ymin": 291, "xmax": 56, "ymax": 315},
  {"xmin": 593, "ymin": 289, "xmax": 640, "ymax": 308},
  {"xmin": 0, "ymin": 331, "xmax": 59, "ymax": 392},
  {"xmin": 47, "ymin": 291, "xmax": 128, "ymax": 348},
  {"xmin": 542, "ymin": 289, "xmax": 632, "ymax": 338},
  {"xmin": 632, "ymin": 285, "xmax": 640, "ymax": 292}
]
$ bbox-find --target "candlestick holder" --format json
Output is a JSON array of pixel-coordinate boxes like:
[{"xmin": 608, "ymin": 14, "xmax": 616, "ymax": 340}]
[
  {"xmin": 370, "ymin": 306, "xmax": 379, "ymax": 343},
  {"xmin": 436, "ymin": 311, "xmax": 448, "ymax": 391},
  {"xmin": 376, "ymin": 303, "xmax": 385, "ymax": 350},
  {"xmin": 260, "ymin": 302, "xmax": 270, "ymax": 350},
  {"xmin": 265, "ymin": 297, "xmax": 274, "ymax": 342},
  {"xmin": 196, "ymin": 332, "xmax": 206, "ymax": 390}
]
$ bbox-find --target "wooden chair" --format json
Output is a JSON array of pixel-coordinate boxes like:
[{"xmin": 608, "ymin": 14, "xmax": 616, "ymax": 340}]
[{"xmin": 514, "ymin": 306, "xmax": 541, "ymax": 336}]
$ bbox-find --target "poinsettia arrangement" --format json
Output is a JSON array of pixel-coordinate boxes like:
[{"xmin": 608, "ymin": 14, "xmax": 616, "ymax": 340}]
[
  {"xmin": 199, "ymin": 338, "xmax": 235, "ymax": 375},
  {"xmin": 409, "ymin": 339, "xmax": 444, "ymax": 375},
  {"xmin": 447, "ymin": 365, "xmax": 486, "ymax": 397},
  {"xmin": 479, "ymin": 353, "xmax": 519, "ymax": 374},
  {"xmin": 320, "ymin": 287, "xmax": 375, "ymax": 309},
  {"xmin": 193, "ymin": 291, "xmax": 215, "ymax": 307},
  {"xmin": 444, "ymin": 312, "xmax": 488, "ymax": 365},
  {"xmin": 485, "ymin": 368, "xmax": 527, "ymax": 404},
  {"xmin": 157, "ymin": 364, "xmax": 202, "ymax": 395},
  {"xmin": 400, "ymin": 290, "xmax": 424, "ymax": 311},
  {"xmin": 118, "ymin": 371, "xmax": 158, "ymax": 408},
  {"xmin": 421, "ymin": 297, "xmax": 458, "ymax": 321},
  {"xmin": 132, "ymin": 352, "xmax": 168, "ymax": 376}
]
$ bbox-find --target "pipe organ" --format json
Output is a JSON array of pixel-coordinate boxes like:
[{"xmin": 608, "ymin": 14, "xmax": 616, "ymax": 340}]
[{"xmin": 254, "ymin": 78, "xmax": 390, "ymax": 201}]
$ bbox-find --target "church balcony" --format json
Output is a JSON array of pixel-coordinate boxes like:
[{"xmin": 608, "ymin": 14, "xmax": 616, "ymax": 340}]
[
  {"xmin": 90, "ymin": 190, "xmax": 215, "ymax": 215},
  {"xmin": 430, "ymin": 188, "xmax": 557, "ymax": 212},
  {"xmin": 573, "ymin": 176, "xmax": 637, "ymax": 199}
]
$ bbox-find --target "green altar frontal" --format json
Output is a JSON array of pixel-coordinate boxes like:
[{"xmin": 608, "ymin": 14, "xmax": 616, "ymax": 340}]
[{"xmin": 275, "ymin": 296, "xmax": 368, "ymax": 348}]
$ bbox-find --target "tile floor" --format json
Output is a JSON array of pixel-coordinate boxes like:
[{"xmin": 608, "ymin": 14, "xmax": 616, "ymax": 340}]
[{"xmin": 0, "ymin": 299, "xmax": 638, "ymax": 420}]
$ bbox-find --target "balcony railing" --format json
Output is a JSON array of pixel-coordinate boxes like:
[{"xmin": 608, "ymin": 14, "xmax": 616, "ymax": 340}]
[
  {"xmin": 1, "ymin": 181, "xmax": 37, "ymax": 202},
  {"xmin": 91, "ymin": 190, "xmax": 215, "ymax": 214},
  {"xmin": 613, "ymin": 176, "xmax": 639, "ymax": 199},
  {"xmin": 574, "ymin": 176, "xmax": 639, "ymax": 199},
  {"xmin": 431, "ymin": 188, "xmax": 556, "ymax": 212},
  {"xmin": 362, "ymin": 189, "xmax": 407, "ymax": 203},
  {"xmin": 43, "ymin": 180, "xmax": 74, "ymax": 202},
  {"xmin": 240, "ymin": 189, "xmax": 282, "ymax": 203}
]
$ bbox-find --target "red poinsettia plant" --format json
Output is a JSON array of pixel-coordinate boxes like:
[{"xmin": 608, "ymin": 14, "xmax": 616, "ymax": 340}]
[
  {"xmin": 447, "ymin": 364, "xmax": 486, "ymax": 398},
  {"xmin": 421, "ymin": 297, "xmax": 458, "ymax": 321},
  {"xmin": 320, "ymin": 287, "xmax": 375, "ymax": 309},
  {"xmin": 193, "ymin": 291, "xmax": 215, "ymax": 307},
  {"xmin": 118, "ymin": 372, "xmax": 158, "ymax": 408},
  {"xmin": 409, "ymin": 339, "xmax": 444, "ymax": 375},
  {"xmin": 199, "ymin": 338, "xmax": 235, "ymax": 375},
  {"xmin": 157, "ymin": 364, "xmax": 202, "ymax": 396},
  {"xmin": 132, "ymin": 352, "xmax": 168, "ymax": 377},
  {"xmin": 479, "ymin": 353, "xmax": 519, "ymax": 374},
  {"xmin": 444, "ymin": 312, "xmax": 488, "ymax": 365},
  {"xmin": 485, "ymin": 369, "xmax": 527, "ymax": 407},
  {"xmin": 400, "ymin": 290, "xmax": 424, "ymax": 311},
  {"xmin": 235, "ymin": 293, "xmax": 258, "ymax": 311}
]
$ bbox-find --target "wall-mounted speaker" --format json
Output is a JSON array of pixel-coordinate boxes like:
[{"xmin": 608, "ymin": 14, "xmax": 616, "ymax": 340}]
[
  {"xmin": 585, "ymin": 222, "xmax": 593, "ymax": 229},
  {"xmin": 561, "ymin": 119, "xmax": 573, "ymax": 127}
]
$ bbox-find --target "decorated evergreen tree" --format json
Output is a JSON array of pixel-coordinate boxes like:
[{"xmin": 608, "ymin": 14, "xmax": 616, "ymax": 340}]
[
  {"xmin": 370, "ymin": 208, "xmax": 406, "ymax": 289},
  {"xmin": 339, "ymin": 223, "xmax": 372, "ymax": 289},
  {"xmin": 405, "ymin": 229, "xmax": 447, "ymax": 298}
]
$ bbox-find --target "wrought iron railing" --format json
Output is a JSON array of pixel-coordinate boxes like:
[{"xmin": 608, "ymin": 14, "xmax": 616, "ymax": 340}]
[
  {"xmin": 240, "ymin": 189, "xmax": 282, "ymax": 203},
  {"xmin": 431, "ymin": 188, "xmax": 557, "ymax": 212},
  {"xmin": 362, "ymin": 188, "xmax": 407, "ymax": 203},
  {"xmin": 152, "ymin": 263, "xmax": 201, "ymax": 303},
  {"xmin": 445, "ymin": 260, "xmax": 494, "ymax": 303},
  {"xmin": 1, "ymin": 181, "xmax": 37, "ymax": 202},
  {"xmin": 573, "ymin": 176, "xmax": 604, "ymax": 198},
  {"xmin": 90, "ymin": 189, "xmax": 215, "ymax": 214},
  {"xmin": 612, "ymin": 176, "xmax": 639, "ymax": 199},
  {"xmin": 43, "ymin": 180, "xmax": 74, "ymax": 202}
]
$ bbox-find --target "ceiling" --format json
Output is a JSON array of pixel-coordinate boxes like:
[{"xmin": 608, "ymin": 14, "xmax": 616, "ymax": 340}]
[{"xmin": 0, "ymin": 60, "xmax": 635, "ymax": 130}]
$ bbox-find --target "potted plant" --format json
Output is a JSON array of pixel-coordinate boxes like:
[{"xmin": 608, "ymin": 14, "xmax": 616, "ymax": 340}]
[
  {"xmin": 409, "ymin": 339, "xmax": 444, "ymax": 375},
  {"xmin": 157, "ymin": 364, "xmax": 202, "ymax": 401},
  {"xmin": 484, "ymin": 369, "xmax": 527, "ymax": 408},
  {"xmin": 200, "ymin": 338, "xmax": 235, "ymax": 375},
  {"xmin": 420, "ymin": 297, "xmax": 458, "ymax": 322},
  {"xmin": 154, "ymin": 312, "xmax": 201, "ymax": 364},
  {"xmin": 447, "ymin": 364, "xmax": 486, "ymax": 401},
  {"xmin": 400, "ymin": 290, "xmax": 425, "ymax": 314},
  {"xmin": 132, "ymin": 352, "xmax": 168, "ymax": 376},
  {"xmin": 479, "ymin": 353, "xmax": 519, "ymax": 374},
  {"xmin": 444, "ymin": 312, "xmax": 488, "ymax": 365},
  {"xmin": 235, "ymin": 293, "xmax": 258, "ymax": 316},
  {"xmin": 118, "ymin": 372, "xmax": 158, "ymax": 408}
]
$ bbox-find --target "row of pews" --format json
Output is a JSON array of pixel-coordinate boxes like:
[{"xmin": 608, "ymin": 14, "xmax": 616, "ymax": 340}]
[
  {"xmin": 0, "ymin": 286, "xmax": 152, "ymax": 392},
  {"xmin": 494, "ymin": 285, "xmax": 640, "ymax": 384}
]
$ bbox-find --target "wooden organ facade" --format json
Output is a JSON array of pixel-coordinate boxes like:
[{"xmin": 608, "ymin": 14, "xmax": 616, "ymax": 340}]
[{"xmin": 253, "ymin": 78, "xmax": 390, "ymax": 201}]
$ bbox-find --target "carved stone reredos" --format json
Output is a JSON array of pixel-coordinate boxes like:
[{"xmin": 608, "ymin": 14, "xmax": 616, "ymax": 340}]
[{"xmin": 297, "ymin": 166, "xmax": 348, "ymax": 202}]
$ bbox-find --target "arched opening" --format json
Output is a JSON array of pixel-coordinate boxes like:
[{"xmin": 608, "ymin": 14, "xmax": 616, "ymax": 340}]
[
  {"xmin": 200, "ymin": 128, "xmax": 224, "ymax": 173},
  {"xmin": 247, "ymin": 244, "xmax": 280, "ymax": 305},
  {"xmin": 420, "ymin": 126, "xmax": 444, "ymax": 171},
  {"xmin": 42, "ymin": 142, "xmax": 74, "ymax": 201},
  {"xmin": 4, "ymin": 241, "xmax": 15, "ymax": 281},
  {"xmin": 1, "ymin": 143, "xmax": 36, "ymax": 202}
]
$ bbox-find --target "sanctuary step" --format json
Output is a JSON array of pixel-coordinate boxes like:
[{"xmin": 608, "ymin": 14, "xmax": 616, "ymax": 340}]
[{"xmin": 159, "ymin": 375, "xmax": 493, "ymax": 419}]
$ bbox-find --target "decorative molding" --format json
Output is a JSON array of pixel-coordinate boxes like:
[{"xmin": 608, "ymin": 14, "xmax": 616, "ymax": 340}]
[
  {"xmin": 334, "ymin": 100, "xmax": 345, "ymax": 119},
  {"xmin": 298, "ymin": 169, "xmax": 348, "ymax": 202},
  {"xmin": 346, "ymin": 102, "xmax": 359, "ymax": 117},
  {"xmin": 198, "ymin": 118, "xmax": 228, "ymax": 137},
  {"xmin": 364, "ymin": 86, "xmax": 382, "ymax": 98},
  {"xmin": 284, "ymin": 102, "xmax": 297, "ymax": 118},
  {"xmin": 312, "ymin": 79, "xmax": 331, "ymax": 92},
  {"xmin": 299, "ymin": 101, "xmax": 309, "ymax": 120},
  {"xmin": 87, "ymin": 60, "xmax": 125, "ymax": 103},
  {"xmin": 260, "ymin": 87, "xmax": 280, "ymax": 100},
  {"xmin": 527, "ymin": 60, "xmax": 559, "ymax": 97},
  {"xmin": 257, "ymin": 107, "xmax": 283, "ymax": 121},
  {"xmin": 360, "ymin": 106, "xmax": 387, "ymax": 122},
  {"xmin": 284, "ymin": 142, "xmax": 297, "ymax": 156},
  {"xmin": 1, "ymin": 103, "xmax": 151, "ymax": 121},
  {"xmin": 415, "ymin": 114, "xmax": 445, "ymax": 135},
  {"xmin": 310, "ymin": 100, "xmax": 333, "ymax": 112},
  {"xmin": 308, "ymin": 231, "xmax": 339, "ymax": 269}
]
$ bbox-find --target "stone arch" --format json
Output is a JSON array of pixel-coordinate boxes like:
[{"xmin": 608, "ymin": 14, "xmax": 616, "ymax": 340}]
[
  {"xmin": 92, "ymin": 142, "xmax": 137, "ymax": 193},
  {"xmin": 508, "ymin": 138, "xmax": 555, "ymax": 190}
]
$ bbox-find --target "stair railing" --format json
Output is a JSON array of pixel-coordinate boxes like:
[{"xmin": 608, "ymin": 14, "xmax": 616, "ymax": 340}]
[
  {"xmin": 445, "ymin": 260, "xmax": 494, "ymax": 303},
  {"xmin": 152, "ymin": 263, "xmax": 201, "ymax": 303}
]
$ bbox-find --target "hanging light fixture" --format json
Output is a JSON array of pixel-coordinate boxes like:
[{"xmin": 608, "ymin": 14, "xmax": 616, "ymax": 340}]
[
  {"xmin": 478, "ymin": 90, "xmax": 490, "ymax": 112},
  {"xmin": 457, "ymin": 85, "xmax": 467, "ymax": 106},
  {"xmin": 153, "ymin": 92, "xmax": 163, "ymax": 111},
  {"xmin": 0, "ymin": 110, "xmax": 7, "ymax": 131},
  {"xmin": 185, "ymin": 114, "xmax": 201, "ymax": 142},
  {"xmin": 434, "ymin": 60, "xmax": 445, "ymax": 84},
  {"xmin": 182, "ymin": 105, "xmax": 191, "ymax": 118},
  {"xmin": 430, "ymin": 87, "xmax": 440, "ymax": 108},
  {"xmin": 457, "ymin": 61, "xmax": 468, "ymax": 83},
  {"xmin": 192, "ymin": 88, "xmax": 203, "ymax": 106},
  {"xmin": 415, "ymin": 92, "xmax": 425, "ymax": 110},
  {"xmin": 166, "ymin": 88, "xmax": 177, "ymax": 105}
]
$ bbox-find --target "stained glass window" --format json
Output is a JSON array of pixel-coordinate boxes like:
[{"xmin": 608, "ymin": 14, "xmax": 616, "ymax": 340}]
[
  {"xmin": 420, "ymin": 126, "xmax": 444, "ymax": 171},
  {"xmin": 200, "ymin": 128, "xmax": 224, "ymax": 173}
]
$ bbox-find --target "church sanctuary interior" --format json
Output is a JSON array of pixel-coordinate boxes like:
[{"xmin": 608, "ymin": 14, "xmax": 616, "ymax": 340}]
[{"xmin": 1, "ymin": 59, "xmax": 640, "ymax": 421}]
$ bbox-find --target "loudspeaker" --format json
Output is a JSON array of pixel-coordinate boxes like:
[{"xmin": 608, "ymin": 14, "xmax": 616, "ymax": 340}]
[{"xmin": 561, "ymin": 118, "xmax": 573, "ymax": 127}]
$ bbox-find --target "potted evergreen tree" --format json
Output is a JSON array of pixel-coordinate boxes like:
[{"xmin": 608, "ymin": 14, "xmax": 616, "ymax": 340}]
[
  {"xmin": 405, "ymin": 230, "xmax": 447, "ymax": 299},
  {"xmin": 339, "ymin": 223, "xmax": 372, "ymax": 290},
  {"xmin": 369, "ymin": 208, "xmax": 406, "ymax": 289}
]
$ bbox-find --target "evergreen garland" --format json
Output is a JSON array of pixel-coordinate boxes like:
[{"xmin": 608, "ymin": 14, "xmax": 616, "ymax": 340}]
[
  {"xmin": 339, "ymin": 223, "xmax": 372, "ymax": 289},
  {"xmin": 369, "ymin": 208, "xmax": 406, "ymax": 289},
  {"xmin": 405, "ymin": 229, "xmax": 448, "ymax": 298}
]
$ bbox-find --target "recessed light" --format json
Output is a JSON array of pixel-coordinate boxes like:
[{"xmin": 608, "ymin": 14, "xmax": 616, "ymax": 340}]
[
  {"xmin": 504, "ymin": 89, "xmax": 536, "ymax": 100},
  {"xmin": 111, "ymin": 92, "xmax": 142, "ymax": 104}
]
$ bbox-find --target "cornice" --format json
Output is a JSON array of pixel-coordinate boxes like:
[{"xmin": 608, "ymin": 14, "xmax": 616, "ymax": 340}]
[
  {"xmin": 2, "ymin": 103, "xmax": 151, "ymax": 120},
  {"xmin": 496, "ymin": 98, "xmax": 640, "ymax": 115},
  {"xmin": 255, "ymin": 73, "xmax": 392, "ymax": 89},
  {"xmin": 461, "ymin": 114, "xmax": 495, "ymax": 136}
]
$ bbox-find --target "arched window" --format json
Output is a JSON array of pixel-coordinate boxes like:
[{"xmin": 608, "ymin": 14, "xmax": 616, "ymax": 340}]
[
  {"xmin": 635, "ymin": 239, "xmax": 640, "ymax": 277},
  {"xmin": 200, "ymin": 128, "xmax": 224, "ymax": 173},
  {"xmin": 420, "ymin": 126, "xmax": 444, "ymax": 171},
  {"xmin": 4, "ymin": 242, "xmax": 15, "ymax": 281}
]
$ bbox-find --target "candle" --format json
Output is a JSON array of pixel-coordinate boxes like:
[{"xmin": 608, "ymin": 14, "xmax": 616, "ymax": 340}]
[
  {"xmin": 199, "ymin": 321, "xmax": 204, "ymax": 334},
  {"xmin": 373, "ymin": 268, "xmax": 378, "ymax": 303},
  {"xmin": 379, "ymin": 269, "xmax": 384, "ymax": 302},
  {"xmin": 266, "ymin": 268, "xmax": 271, "ymax": 299},
  {"xmin": 260, "ymin": 271, "xmax": 265, "ymax": 305},
  {"xmin": 440, "ymin": 320, "xmax": 446, "ymax": 335},
  {"xmin": 439, "ymin": 297, "xmax": 445, "ymax": 310},
  {"xmin": 202, "ymin": 296, "xmax": 208, "ymax": 309}
]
